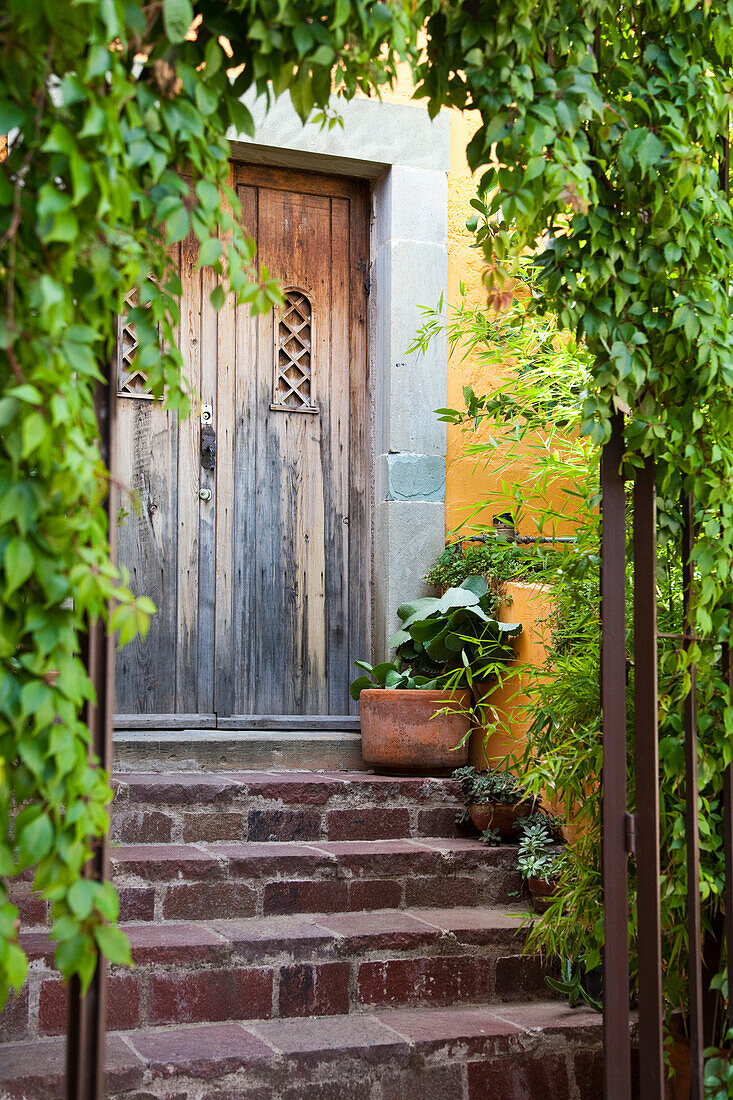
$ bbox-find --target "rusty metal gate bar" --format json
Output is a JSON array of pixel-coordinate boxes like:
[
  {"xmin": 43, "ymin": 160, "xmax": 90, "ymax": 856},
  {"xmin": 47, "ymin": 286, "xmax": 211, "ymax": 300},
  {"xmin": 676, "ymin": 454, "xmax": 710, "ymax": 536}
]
[
  {"xmin": 719, "ymin": 131, "xmax": 733, "ymax": 1042},
  {"xmin": 65, "ymin": 364, "xmax": 117, "ymax": 1099},
  {"xmin": 682, "ymin": 492, "xmax": 704, "ymax": 1097},
  {"xmin": 600, "ymin": 410, "xmax": 632, "ymax": 1099},
  {"xmin": 595, "ymin": 102, "xmax": 733, "ymax": 1100},
  {"xmin": 633, "ymin": 456, "xmax": 664, "ymax": 1099}
]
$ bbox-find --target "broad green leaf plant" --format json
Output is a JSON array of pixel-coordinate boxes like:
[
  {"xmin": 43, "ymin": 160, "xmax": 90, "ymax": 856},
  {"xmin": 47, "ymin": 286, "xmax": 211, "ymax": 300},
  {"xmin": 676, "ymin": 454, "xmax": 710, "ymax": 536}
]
[
  {"xmin": 350, "ymin": 576, "xmax": 522, "ymax": 701},
  {"xmin": 0, "ymin": 0, "xmax": 429, "ymax": 1007}
]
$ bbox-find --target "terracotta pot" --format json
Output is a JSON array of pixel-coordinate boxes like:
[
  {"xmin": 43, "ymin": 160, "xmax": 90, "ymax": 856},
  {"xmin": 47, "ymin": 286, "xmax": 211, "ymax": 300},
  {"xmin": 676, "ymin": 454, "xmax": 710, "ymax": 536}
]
[
  {"xmin": 359, "ymin": 688, "xmax": 471, "ymax": 774},
  {"xmin": 528, "ymin": 876, "xmax": 559, "ymax": 914},
  {"xmin": 468, "ymin": 801, "xmax": 531, "ymax": 838}
]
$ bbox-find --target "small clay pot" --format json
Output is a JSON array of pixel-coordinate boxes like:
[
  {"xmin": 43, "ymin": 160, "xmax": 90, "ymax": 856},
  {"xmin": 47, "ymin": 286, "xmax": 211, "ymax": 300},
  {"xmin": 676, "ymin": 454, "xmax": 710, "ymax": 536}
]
[
  {"xmin": 359, "ymin": 688, "xmax": 471, "ymax": 774},
  {"xmin": 528, "ymin": 876, "xmax": 559, "ymax": 914},
  {"xmin": 468, "ymin": 801, "xmax": 531, "ymax": 838}
]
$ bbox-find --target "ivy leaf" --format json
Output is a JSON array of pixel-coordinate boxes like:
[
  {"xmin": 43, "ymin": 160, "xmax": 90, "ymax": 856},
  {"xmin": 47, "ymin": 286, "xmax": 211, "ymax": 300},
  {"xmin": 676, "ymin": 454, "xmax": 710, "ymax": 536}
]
[
  {"xmin": 4, "ymin": 538, "xmax": 34, "ymax": 598},
  {"xmin": 68, "ymin": 880, "xmax": 95, "ymax": 920},
  {"xmin": 94, "ymin": 882, "xmax": 120, "ymax": 923},
  {"xmin": 5, "ymin": 944, "xmax": 27, "ymax": 991},
  {"xmin": 17, "ymin": 814, "xmax": 53, "ymax": 867},
  {"xmin": 94, "ymin": 925, "xmax": 132, "ymax": 966},
  {"xmin": 163, "ymin": 0, "xmax": 194, "ymax": 44},
  {"xmin": 21, "ymin": 412, "xmax": 47, "ymax": 459},
  {"xmin": 637, "ymin": 131, "xmax": 663, "ymax": 174},
  {"xmin": 195, "ymin": 180, "xmax": 219, "ymax": 211},
  {"xmin": 228, "ymin": 98, "xmax": 255, "ymax": 138},
  {"xmin": 166, "ymin": 204, "xmax": 190, "ymax": 244},
  {"xmin": 56, "ymin": 933, "xmax": 98, "ymax": 991},
  {"xmin": 198, "ymin": 238, "xmax": 222, "ymax": 267}
]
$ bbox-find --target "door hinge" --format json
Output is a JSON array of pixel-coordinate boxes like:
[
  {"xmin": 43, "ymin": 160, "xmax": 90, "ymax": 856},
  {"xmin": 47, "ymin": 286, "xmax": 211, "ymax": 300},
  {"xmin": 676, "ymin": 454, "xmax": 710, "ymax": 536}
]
[
  {"xmin": 624, "ymin": 812, "xmax": 637, "ymax": 855},
  {"xmin": 357, "ymin": 259, "xmax": 371, "ymax": 296}
]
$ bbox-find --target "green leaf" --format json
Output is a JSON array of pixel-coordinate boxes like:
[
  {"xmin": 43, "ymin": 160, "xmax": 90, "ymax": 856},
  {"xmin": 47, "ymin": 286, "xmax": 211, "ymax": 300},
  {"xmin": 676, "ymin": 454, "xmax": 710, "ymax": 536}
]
[
  {"xmin": 209, "ymin": 284, "xmax": 226, "ymax": 310},
  {"xmin": 0, "ymin": 102, "xmax": 25, "ymax": 133},
  {"xmin": 68, "ymin": 880, "xmax": 95, "ymax": 920},
  {"xmin": 163, "ymin": 0, "xmax": 194, "ymax": 43},
  {"xmin": 21, "ymin": 412, "xmax": 47, "ymax": 459},
  {"xmin": 349, "ymin": 675, "xmax": 372, "ymax": 700},
  {"xmin": 5, "ymin": 943, "xmax": 27, "ymax": 991},
  {"xmin": 17, "ymin": 814, "xmax": 54, "ymax": 866},
  {"xmin": 4, "ymin": 538, "xmax": 34, "ymax": 598},
  {"xmin": 227, "ymin": 98, "xmax": 255, "ymax": 138},
  {"xmin": 637, "ymin": 131, "xmax": 663, "ymax": 174},
  {"xmin": 94, "ymin": 924, "xmax": 132, "ymax": 966},
  {"xmin": 459, "ymin": 575, "xmax": 489, "ymax": 598},
  {"xmin": 94, "ymin": 883, "xmax": 120, "ymax": 922},
  {"xmin": 195, "ymin": 180, "xmax": 220, "ymax": 211},
  {"xmin": 436, "ymin": 586, "xmax": 480, "ymax": 612},
  {"xmin": 194, "ymin": 82, "xmax": 217, "ymax": 116},
  {"xmin": 198, "ymin": 238, "xmax": 222, "ymax": 267},
  {"xmin": 56, "ymin": 933, "xmax": 97, "ymax": 990},
  {"xmin": 165, "ymin": 204, "xmax": 190, "ymax": 244}
]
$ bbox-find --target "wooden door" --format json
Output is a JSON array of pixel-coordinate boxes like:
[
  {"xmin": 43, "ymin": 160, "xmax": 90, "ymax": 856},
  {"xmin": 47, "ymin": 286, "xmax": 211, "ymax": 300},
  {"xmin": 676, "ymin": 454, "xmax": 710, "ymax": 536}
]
[{"xmin": 114, "ymin": 165, "xmax": 370, "ymax": 726}]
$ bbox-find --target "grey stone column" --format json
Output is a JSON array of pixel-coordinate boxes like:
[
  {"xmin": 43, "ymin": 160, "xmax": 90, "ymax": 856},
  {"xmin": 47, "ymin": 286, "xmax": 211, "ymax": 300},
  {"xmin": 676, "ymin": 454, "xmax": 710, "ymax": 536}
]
[{"xmin": 372, "ymin": 164, "xmax": 448, "ymax": 656}]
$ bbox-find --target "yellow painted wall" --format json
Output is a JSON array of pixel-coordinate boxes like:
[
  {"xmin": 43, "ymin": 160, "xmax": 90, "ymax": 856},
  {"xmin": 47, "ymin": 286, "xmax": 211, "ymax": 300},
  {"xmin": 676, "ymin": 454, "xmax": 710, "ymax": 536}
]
[
  {"xmin": 371, "ymin": 69, "xmax": 576, "ymax": 540},
  {"xmin": 469, "ymin": 581, "xmax": 552, "ymax": 769},
  {"xmin": 445, "ymin": 112, "xmax": 579, "ymax": 540}
]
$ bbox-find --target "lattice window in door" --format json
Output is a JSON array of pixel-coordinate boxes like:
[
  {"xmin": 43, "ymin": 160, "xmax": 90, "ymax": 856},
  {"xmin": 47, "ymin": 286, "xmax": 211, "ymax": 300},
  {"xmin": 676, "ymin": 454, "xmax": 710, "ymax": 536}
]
[
  {"xmin": 270, "ymin": 289, "xmax": 319, "ymax": 413},
  {"xmin": 117, "ymin": 289, "xmax": 155, "ymax": 399}
]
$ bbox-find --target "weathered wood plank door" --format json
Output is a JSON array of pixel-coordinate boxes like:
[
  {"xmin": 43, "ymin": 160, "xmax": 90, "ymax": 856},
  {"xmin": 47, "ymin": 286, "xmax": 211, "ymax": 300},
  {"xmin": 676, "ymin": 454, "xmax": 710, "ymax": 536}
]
[{"xmin": 115, "ymin": 165, "xmax": 370, "ymax": 726}]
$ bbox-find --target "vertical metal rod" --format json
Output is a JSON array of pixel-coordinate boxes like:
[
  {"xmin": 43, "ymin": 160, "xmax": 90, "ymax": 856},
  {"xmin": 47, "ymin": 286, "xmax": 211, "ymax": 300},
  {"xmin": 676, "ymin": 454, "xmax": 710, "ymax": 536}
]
[
  {"xmin": 65, "ymin": 361, "xmax": 117, "ymax": 1100},
  {"xmin": 633, "ymin": 456, "xmax": 664, "ymax": 1098},
  {"xmin": 718, "ymin": 132, "xmax": 730, "ymax": 196},
  {"xmin": 723, "ymin": 665, "xmax": 733, "ymax": 1036},
  {"xmin": 682, "ymin": 491, "xmax": 704, "ymax": 1098},
  {"xmin": 719, "ymin": 125, "xmax": 733, "ymax": 1039},
  {"xmin": 601, "ymin": 411, "xmax": 632, "ymax": 1099}
]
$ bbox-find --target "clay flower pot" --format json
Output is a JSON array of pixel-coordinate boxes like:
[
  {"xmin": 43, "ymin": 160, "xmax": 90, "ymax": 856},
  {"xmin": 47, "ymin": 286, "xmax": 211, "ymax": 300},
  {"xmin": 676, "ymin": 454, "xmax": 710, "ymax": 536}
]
[
  {"xmin": 359, "ymin": 688, "xmax": 471, "ymax": 774},
  {"xmin": 468, "ymin": 801, "xmax": 531, "ymax": 839},
  {"xmin": 528, "ymin": 876, "xmax": 559, "ymax": 914}
]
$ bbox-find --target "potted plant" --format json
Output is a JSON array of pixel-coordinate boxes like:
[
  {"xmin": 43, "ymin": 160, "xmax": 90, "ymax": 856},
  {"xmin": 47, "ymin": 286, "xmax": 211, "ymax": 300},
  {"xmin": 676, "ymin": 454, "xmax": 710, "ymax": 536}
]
[
  {"xmin": 351, "ymin": 659, "xmax": 472, "ymax": 773},
  {"xmin": 350, "ymin": 577, "xmax": 522, "ymax": 773},
  {"xmin": 516, "ymin": 817, "xmax": 565, "ymax": 912},
  {"xmin": 452, "ymin": 764, "xmax": 537, "ymax": 840}
]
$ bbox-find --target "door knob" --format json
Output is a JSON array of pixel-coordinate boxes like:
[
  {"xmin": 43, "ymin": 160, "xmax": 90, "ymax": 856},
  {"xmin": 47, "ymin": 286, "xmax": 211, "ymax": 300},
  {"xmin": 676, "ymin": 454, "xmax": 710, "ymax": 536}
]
[{"xmin": 199, "ymin": 488, "xmax": 212, "ymax": 501}]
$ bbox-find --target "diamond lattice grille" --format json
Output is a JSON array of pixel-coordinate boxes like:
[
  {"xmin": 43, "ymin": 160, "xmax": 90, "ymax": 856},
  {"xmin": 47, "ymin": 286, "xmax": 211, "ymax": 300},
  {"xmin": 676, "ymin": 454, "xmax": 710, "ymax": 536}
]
[
  {"xmin": 118, "ymin": 289, "xmax": 153, "ymax": 398},
  {"xmin": 273, "ymin": 290, "xmax": 316, "ymax": 411}
]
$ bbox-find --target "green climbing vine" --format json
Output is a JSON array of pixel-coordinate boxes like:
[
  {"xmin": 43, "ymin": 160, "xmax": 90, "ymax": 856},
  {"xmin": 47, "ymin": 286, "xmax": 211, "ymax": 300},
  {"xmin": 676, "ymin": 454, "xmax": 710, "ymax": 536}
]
[
  {"xmin": 0, "ymin": 0, "xmax": 428, "ymax": 1006},
  {"xmin": 412, "ymin": 0, "xmax": 733, "ymax": 1047},
  {"xmin": 4, "ymin": 0, "xmax": 733, "ymax": 1043}
]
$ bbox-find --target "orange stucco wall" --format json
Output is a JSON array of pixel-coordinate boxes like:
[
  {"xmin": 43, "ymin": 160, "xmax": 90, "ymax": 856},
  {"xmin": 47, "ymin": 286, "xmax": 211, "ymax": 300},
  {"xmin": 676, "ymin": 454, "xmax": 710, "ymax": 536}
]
[{"xmin": 469, "ymin": 582, "xmax": 552, "ymax": 769}]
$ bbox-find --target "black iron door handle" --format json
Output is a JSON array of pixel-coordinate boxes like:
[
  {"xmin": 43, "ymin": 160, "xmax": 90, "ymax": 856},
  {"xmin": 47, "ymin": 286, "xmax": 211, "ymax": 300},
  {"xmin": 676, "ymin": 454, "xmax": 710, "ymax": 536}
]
[{"xmin": 201, "ymin": 424, "xmax": 216, "ymax": 471}]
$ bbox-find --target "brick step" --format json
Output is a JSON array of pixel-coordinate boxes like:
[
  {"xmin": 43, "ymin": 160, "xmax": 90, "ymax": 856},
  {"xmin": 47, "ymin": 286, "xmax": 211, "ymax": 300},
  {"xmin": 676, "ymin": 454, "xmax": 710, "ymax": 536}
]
[
  {"xmin": 105, "ymin": 838, "xmax": 522, "ymax": 924},
  {"xmin": 110, "ymin": 771, "xmax": 464, "ymax": 844},
  {"xmin": 0, "ymin": 1001, "xmax": 607, "ymax": 1099},
  {"xmin": 5, "ymin": 908, "xmax": 553, "ymax": 1041}
]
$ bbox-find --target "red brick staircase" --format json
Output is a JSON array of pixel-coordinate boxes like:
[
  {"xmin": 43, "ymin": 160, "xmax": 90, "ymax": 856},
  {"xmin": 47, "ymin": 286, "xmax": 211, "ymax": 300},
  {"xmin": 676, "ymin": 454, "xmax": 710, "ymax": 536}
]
[{"xmin": 0, "ymin": 771, "xmax": 604, "ymax": 1099}]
